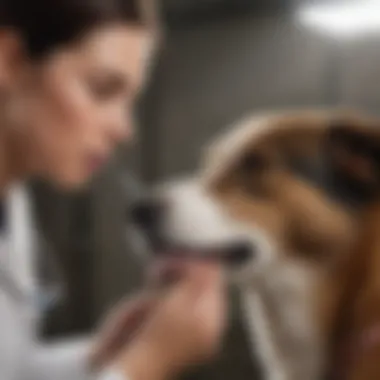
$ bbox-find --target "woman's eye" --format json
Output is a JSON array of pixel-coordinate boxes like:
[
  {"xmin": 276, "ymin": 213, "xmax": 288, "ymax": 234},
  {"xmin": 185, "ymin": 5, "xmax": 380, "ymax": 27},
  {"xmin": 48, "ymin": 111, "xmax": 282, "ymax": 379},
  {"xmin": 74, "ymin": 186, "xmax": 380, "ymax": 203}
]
[{"xmin": 87, "ymin": 75, "xmax": 126, "ymax": 101}]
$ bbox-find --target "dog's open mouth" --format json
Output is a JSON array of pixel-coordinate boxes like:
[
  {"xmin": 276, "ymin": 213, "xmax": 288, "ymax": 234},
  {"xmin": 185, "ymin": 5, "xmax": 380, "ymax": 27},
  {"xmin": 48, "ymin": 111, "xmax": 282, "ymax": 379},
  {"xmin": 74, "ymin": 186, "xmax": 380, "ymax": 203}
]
[
  {"xmin": 146, "ymin": 240, "xmax": 254, "ymax": 287},
  {"xmin": 128, "ymin": 197, "xmax": 255, "ymax": 284},
  {"xmin": 152, "ymin": 240, "xmax": 253, "ymax": 266}
]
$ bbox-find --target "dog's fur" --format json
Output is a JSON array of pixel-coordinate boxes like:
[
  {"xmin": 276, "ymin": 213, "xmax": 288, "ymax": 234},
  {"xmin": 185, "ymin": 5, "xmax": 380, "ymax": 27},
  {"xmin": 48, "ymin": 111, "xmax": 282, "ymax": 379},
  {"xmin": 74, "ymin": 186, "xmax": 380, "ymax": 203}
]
[{"xmin": 145, "ymin": 109, "xmax": 380, "ymax": 380}]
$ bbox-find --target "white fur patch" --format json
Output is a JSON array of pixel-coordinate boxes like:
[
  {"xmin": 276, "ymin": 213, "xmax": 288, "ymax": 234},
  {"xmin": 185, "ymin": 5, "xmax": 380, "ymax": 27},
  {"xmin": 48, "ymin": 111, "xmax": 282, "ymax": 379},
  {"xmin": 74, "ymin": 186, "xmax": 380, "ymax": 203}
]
[
  {"xmin": 243, "ymin": 292, "xmax": 289, "ymax": 380},
  {"xmin": 160, "ymin": 177, "xmax": 252, "ymax": 246},
  {"xmin": 243, "ymin": 261, "xmax": 322, "ymax": 380},
  {"xmin": 157, "ymin": 177, "xmax": 274, "ymax": 282}
]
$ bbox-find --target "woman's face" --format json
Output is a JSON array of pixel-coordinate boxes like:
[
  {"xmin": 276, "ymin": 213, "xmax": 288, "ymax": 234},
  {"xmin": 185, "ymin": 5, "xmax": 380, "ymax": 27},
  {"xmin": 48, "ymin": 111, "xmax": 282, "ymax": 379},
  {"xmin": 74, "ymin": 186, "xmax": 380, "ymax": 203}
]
[{"xmin": 3, "ymin": 24, "xmax": 150, "ymax": 189}]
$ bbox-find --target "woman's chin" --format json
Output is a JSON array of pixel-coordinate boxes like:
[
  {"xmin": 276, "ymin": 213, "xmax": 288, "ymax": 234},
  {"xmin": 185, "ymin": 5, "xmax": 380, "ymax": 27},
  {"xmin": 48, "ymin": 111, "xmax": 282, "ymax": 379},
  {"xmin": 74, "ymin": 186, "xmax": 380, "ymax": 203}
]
[{"xmin": 48, "ymin": 172, "xmax": 93, "ymax": 192}]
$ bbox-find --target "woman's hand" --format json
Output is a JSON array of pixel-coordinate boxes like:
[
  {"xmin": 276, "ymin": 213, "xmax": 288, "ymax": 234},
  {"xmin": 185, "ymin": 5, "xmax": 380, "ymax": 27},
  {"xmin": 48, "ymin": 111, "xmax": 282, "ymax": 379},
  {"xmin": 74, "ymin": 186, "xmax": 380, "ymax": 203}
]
[
  {"xmin": 116, "ymin": 262, "xmax": 227, "ymax": 380},
  {"xmin": 89, "ymin": 292, "xmax": 158, "ymax": 371}
]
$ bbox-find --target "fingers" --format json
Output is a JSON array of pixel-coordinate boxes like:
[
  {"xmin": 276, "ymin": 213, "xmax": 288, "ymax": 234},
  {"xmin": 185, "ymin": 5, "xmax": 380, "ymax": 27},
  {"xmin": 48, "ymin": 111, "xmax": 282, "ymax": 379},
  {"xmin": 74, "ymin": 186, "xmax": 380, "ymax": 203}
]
[
  {"xmin": 147, "ymin": 255, "xmax": 225, "ymax": 289},
  {"xmin": 94, "ymin": 261, "xmax": 227, "ymax": 371},
  {"xmin": 107, "ymin": 262, "xmax": 228, "ymax": 376},
  {"xmin": 178, "ymin": 261, "xmax": 225, "ymax": 298},
  {"xmin": 147, "ymin": 258, "xmax": 188, "ymax": 288},
  {"xmin": 93, "ymin": 294, "xmax": 158, "ymax": 369},
  {"xmin": 195, "ymin": 264, "xmax": 227, "ymax": 322},
  {"xmin": 103, "ymin": 293, "xmax": 156, "ymax": 337},
  {"xmin": 153, "ymin": 261, "xmax": 226, "ymax": 334}
]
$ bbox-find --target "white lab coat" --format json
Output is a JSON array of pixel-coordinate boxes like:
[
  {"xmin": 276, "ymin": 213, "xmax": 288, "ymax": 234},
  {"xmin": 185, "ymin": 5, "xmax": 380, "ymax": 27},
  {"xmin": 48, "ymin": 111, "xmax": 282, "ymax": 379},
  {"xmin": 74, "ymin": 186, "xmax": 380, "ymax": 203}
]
[{"xmin": 0, "ymin": 184, "xmax": 124, "ymax": 380}]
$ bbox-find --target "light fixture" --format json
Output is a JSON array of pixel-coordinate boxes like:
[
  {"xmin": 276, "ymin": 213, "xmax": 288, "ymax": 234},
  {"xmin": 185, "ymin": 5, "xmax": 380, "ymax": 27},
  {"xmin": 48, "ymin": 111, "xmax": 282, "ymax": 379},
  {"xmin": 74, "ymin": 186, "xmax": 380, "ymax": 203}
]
[{"xmin": 297, "ymin": 0, "xmax": 380, "ymax": 38}]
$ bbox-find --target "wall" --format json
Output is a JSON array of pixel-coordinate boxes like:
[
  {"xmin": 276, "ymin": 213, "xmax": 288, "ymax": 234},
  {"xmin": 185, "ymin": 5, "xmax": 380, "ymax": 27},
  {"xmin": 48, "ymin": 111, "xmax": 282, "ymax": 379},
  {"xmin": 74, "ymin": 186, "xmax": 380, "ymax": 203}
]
[{"xmin": 143, "ymin": 12, "xmax": 333, "ymax": 181}]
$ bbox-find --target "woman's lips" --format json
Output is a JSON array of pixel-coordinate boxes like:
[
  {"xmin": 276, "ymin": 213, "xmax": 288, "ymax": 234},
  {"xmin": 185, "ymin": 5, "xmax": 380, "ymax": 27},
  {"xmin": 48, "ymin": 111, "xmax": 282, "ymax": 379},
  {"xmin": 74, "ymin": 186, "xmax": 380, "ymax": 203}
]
[{"xmin": 88, "ymin": 154, "xmax": 107, "ymax": 172}]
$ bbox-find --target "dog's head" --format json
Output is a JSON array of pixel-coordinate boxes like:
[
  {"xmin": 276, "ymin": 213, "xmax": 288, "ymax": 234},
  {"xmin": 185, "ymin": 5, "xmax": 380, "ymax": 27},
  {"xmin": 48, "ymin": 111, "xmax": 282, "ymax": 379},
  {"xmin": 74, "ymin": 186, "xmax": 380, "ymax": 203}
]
[{"xmin": 130, "ymin": 110, "xmax": 380, "ymax": 290}]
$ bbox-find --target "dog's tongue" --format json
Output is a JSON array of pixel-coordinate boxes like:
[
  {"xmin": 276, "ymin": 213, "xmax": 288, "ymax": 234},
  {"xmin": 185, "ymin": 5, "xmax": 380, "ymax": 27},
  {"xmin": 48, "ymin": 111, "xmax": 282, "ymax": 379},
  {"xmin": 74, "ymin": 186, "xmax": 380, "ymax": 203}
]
[
  {"xmin": 147, "ymin": 257, "xmax": 185, "ymax": 287},
  {"xmin": 147, "ymin": 251, "xmax": 222, "ymax": 287}
]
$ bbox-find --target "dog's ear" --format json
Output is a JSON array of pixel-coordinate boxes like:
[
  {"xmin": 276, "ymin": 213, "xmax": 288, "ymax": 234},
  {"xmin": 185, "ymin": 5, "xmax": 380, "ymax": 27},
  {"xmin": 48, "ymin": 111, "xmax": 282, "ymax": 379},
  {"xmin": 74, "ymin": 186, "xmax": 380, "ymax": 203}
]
[{"xmin": 327, "ymin": 120, "xmax": 380, "ymax": 197}]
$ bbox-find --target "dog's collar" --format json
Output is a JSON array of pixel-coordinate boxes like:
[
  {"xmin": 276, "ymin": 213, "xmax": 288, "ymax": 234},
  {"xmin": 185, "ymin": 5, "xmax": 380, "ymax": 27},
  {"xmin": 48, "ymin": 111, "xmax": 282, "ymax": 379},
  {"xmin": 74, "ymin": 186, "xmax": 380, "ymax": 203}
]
[{"xmin": 332, "ymin": 324, "xmax": 380, "ymax": 379}]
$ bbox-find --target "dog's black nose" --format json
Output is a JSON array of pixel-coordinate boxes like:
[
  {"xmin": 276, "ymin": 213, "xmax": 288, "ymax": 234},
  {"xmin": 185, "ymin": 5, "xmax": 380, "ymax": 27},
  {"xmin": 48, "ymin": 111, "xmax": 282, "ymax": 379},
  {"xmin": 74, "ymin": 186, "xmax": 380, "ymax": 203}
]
[
  {"xmin": 129, "ymin": 199, "xmax": 162, "ymax": 232},
  {"xmin": 225, "ymin": 242, "xmax": 255, "ymax": 267}
]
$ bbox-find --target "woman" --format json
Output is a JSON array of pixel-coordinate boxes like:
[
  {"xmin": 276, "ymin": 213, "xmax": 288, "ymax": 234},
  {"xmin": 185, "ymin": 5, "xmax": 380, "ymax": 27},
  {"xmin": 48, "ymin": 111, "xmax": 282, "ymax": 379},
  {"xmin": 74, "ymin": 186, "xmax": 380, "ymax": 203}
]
[{"xmin": 0, "ymin": 1, "xmax": 227, "ymax": 380}]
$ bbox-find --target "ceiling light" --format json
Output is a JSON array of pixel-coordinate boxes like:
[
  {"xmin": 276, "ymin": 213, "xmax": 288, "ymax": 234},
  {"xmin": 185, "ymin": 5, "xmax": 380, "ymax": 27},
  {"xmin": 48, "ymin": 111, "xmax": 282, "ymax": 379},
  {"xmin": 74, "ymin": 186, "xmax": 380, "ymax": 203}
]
[{"xmin": 297, "ymin": 0, "xmax": 380, "ymax": 38}]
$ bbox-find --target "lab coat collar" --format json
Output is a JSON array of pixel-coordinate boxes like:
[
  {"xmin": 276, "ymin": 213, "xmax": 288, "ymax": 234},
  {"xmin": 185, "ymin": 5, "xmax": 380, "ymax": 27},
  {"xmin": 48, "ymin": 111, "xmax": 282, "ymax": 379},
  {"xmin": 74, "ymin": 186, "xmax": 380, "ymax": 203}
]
[{"xmin": 6, "ymin": 183, "xmax": 37, "ymax": 296}]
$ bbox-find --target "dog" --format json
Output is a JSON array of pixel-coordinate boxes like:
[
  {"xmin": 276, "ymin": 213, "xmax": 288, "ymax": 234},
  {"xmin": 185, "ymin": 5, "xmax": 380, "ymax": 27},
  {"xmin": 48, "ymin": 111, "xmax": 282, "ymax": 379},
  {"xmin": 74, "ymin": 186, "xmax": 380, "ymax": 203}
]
[{"xmin": 130, "ymin": 109, "xmax": 380, "ymax": 380}]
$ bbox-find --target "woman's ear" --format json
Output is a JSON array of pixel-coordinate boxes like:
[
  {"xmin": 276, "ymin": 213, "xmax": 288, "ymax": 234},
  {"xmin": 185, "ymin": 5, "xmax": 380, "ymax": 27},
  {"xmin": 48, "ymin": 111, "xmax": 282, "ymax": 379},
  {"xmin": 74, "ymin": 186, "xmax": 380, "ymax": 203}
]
[
  {"xmin": 327, "ymin": 120, "xmax": 380, "ymax": 195},
  {"xmin": 0, "ymin": 29, "xmax": 25, "ymax": 92}
]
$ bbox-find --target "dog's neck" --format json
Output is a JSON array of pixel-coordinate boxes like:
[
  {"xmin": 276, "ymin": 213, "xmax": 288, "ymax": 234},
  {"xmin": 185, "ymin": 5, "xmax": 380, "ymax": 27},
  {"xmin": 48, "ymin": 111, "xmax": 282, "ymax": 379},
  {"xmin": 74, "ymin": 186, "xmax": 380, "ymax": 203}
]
[
  {"xmin": 327, "ymin": 202, "xmax": 380, "ymax": 379},
  {"xmin": 241, "ymin": 262, "xmax": 324, "ymax": 380},
  {"xmin": 240, "ymin": 209, "xmax": 380, "ymax": 380}
]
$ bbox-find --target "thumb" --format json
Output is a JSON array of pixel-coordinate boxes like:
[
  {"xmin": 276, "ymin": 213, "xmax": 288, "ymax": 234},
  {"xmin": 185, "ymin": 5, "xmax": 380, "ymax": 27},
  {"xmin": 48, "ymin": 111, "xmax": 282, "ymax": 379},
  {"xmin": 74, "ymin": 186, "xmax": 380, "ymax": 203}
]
[
  {"xmin": 194, "ymin": 265, "xmax": 225, "ymax": 315},
  {"xmin": 174, "ymin": 263, "xmax": 225, "ymax": 303},
  {"xmin": 92, "ymin": 293, "xmax": 157, "ymax": 368}
]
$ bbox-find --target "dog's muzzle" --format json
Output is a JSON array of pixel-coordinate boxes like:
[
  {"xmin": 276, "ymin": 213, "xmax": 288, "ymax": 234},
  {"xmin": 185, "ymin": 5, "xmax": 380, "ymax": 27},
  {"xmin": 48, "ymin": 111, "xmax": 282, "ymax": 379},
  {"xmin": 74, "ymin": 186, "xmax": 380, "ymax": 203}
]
[{"xmin": 128, "ymin": 197, "xmax": 255, "ymax": 268}]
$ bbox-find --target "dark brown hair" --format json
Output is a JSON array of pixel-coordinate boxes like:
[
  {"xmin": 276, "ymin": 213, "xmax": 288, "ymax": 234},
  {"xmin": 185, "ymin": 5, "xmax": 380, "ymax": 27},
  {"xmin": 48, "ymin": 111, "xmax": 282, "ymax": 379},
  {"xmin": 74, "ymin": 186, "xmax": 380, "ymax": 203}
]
[{"xmin": 0, "ymin": 0, "xmax": 145, "ymax": 59}]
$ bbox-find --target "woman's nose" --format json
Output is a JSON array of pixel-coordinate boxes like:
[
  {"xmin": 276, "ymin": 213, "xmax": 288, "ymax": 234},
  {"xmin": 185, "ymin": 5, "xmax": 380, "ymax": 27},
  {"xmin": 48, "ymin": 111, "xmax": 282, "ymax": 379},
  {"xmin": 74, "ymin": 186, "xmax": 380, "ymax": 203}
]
[{"xmin": 108, "ymin": 109, "xmax": 133, "ymax": 144}]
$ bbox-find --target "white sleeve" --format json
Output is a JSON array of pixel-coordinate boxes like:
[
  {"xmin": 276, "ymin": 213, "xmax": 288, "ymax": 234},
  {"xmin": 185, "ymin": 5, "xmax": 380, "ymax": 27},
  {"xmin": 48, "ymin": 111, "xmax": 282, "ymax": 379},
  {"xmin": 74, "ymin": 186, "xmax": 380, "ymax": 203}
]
[
  {"xmin": 23, "ymin": 338, "xmax": 129, "ymax": 380},
  {"xmin": 24, "ymin": 338, "xmax": 92, "ymax": 380},
  {"xmin": 9, "ymin": 186, "xmax": 129, "ymax": 380},
  {"xmin": 98, "ymin": 368, "xmax": 128, "ymax": 380}
]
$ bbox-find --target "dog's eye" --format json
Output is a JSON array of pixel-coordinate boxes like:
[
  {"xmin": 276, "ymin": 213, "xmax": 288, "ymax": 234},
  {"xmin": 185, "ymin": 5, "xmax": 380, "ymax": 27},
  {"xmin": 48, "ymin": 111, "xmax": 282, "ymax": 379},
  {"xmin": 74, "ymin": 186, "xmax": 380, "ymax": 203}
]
[
  {"xmin": 239, "ymin": 153, "xmax": 270, "ymax": 197},
  {"xmin": 240, "ymin": 153, "xmax": 267, "ymax": 173}
]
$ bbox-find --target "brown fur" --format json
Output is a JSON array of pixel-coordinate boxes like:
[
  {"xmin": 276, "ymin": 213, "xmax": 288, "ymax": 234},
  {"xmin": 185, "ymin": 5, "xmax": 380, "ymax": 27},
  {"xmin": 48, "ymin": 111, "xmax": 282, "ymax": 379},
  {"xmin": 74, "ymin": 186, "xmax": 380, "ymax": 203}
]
[
  {"xmin": 326, "ymin": 203, "xmax": 380, "ymax": 380},
  {"xmin": 203, "ymin": 109, "xmax": 380, "ymax": 379}
]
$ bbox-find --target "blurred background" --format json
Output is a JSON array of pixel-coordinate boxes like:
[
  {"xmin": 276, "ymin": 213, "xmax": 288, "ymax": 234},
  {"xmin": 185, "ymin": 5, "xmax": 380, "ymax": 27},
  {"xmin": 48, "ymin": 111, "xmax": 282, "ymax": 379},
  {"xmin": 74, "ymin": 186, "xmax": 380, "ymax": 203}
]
[{"xmin": 30, "ymin": 0, "xmax": 380, "ymax": 379}]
